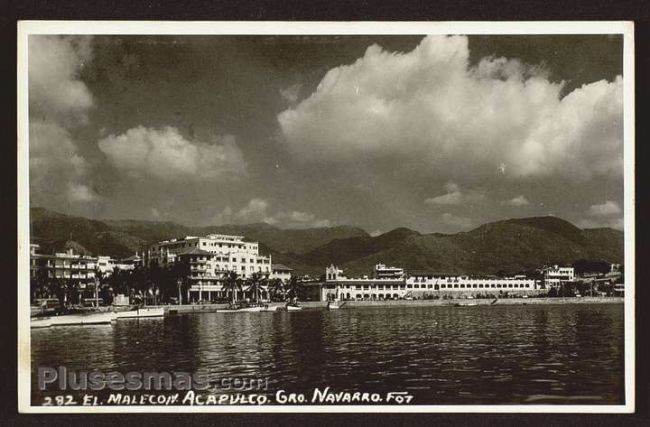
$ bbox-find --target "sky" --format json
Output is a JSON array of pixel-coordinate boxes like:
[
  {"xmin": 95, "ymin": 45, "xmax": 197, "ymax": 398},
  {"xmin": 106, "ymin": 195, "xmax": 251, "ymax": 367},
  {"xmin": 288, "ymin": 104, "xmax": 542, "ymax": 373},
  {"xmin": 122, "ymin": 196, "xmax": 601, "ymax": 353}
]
[{"xmin": 28, "ymin": 34, "xmax": 624, "ymax": 234}]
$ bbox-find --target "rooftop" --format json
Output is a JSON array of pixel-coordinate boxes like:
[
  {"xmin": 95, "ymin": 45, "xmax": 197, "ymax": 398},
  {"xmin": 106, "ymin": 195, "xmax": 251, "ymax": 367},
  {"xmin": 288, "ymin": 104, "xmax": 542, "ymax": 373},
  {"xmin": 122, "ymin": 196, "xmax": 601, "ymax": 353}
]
[{"xmin": 272, "ymin": 264, "xmax": 293, "ymax": 271}]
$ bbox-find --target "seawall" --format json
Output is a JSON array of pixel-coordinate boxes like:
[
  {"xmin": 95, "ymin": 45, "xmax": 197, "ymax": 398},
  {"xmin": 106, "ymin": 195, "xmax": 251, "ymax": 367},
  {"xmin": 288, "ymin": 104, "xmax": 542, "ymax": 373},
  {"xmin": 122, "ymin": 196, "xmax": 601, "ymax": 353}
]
[{"xmin": 155, "ymin": 297, "xmax": 623, "ymax": 314}]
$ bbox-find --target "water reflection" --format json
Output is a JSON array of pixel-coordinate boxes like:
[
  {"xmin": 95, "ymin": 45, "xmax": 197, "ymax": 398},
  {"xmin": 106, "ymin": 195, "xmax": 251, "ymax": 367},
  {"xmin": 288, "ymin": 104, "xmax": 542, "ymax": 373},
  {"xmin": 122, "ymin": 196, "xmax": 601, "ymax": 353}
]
[{"xmin": 32, "ymin": 304, "xmax": 624, "ymax": 404}]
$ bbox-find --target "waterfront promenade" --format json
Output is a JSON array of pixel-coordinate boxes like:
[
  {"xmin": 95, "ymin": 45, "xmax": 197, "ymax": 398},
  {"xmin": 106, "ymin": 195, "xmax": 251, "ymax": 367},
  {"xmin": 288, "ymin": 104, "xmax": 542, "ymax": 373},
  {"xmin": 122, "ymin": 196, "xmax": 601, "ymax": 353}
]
[{"xmin": 132, "ymin": 296, "xmax": 623, "ymax": 315}]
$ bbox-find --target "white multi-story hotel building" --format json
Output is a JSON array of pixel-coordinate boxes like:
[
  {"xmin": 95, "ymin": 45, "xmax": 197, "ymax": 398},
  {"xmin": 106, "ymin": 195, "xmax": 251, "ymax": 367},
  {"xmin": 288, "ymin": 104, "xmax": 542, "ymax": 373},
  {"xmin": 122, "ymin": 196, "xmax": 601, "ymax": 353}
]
[
  {"xmin": 144, "ymin": 234, "xmax": 272, "ymax": 302},
  {"xmin": 542, "ymin": 265, "xmax": 575, "ymax": 288},
  {"xmin": 322, "ymin": 264, "xmax": 539, "ymax": 301}
]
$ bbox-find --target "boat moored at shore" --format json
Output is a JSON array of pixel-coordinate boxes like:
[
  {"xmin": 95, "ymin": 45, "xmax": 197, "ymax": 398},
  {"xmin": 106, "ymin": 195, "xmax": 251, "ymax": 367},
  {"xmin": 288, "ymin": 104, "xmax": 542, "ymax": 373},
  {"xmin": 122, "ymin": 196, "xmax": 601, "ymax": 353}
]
[
  {"xmin": 31, "ymin": 312, "xmax": 116, "ymax": 328},
  {"xmin": 114, "ymin": 306, "xmax": 165, "ymax": 318}
]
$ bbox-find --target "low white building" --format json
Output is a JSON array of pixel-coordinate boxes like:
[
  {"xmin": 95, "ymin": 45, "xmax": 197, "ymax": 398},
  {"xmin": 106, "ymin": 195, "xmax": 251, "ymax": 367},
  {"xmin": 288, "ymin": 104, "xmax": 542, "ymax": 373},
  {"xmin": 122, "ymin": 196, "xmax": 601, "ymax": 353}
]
[
  {"xmin": 271, "ymin": 264, "xmax": 293, "ymax": 282},
  {"xmin": 407, "ymin": 272, "xmax": 538, "ymax": 295},
  {"xmin": 322, "ymin": 265, "xmax": 539, "ymax": 301}
]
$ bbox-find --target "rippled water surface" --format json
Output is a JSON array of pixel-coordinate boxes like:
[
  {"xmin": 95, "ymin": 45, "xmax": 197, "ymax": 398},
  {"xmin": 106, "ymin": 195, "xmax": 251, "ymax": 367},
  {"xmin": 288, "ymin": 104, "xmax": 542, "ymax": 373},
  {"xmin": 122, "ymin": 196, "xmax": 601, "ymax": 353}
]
[{"xmin": 31, "ymin": 304, "xmax": 625, "ymax": 404}]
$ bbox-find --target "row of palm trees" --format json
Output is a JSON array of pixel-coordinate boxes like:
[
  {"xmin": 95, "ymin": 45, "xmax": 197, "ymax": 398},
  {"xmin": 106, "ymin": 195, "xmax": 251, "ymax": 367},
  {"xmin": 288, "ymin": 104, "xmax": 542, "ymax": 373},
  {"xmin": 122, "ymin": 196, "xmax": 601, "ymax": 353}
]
[
  {"xmin": 31, "ymin": 261, "xmax": 304, "ymax": 307},
  {"xmin": 219, "ymin": 271, "xmax": 302, "ymax": 305}
]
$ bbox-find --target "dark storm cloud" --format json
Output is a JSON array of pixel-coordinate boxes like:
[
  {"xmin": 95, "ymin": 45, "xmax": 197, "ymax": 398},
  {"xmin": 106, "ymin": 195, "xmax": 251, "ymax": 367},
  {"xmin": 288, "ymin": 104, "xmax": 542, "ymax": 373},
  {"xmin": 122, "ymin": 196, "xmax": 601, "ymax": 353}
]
[{"xmin": 28, "ymin": 34, "xmax": 624, "ymax": 232}]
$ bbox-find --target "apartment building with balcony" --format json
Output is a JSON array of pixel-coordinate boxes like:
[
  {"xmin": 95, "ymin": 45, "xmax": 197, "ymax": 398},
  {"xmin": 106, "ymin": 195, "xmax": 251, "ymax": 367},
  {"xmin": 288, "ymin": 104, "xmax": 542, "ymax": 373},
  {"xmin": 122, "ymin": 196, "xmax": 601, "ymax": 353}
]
[
  {"xmin": 30, "ymin": 244, "xmax": 97, "ymax": 288},
  {"xmin": 144, "ymin": 234, "xmax": 272, "ymax": 302}
]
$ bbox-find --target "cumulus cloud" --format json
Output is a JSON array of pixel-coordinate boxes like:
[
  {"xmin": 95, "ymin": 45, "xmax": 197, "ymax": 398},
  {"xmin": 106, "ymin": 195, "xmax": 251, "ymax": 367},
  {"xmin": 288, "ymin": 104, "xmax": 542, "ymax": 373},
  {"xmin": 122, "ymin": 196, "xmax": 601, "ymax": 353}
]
[
  {"xmin": 98, "ymin": 126, "xmax": 247, "ymax": 182},
  {"xmin": 278, "ymin": 35, "xmax": 623, "ymax": 182},
  {"xmin": 29, "ymin": 36, "xmax": 100, "ymax": 208},
  {"xmin": 424, "ymin": 182, "xmax": 484, "ymax": 206},
  {"xmin": 214, "ymin": 198, "xmax": 331, "ymax": 228},
  {"xmin": 587, "ymin": 200, "xmax": 622, "ymax": 216},
  {"xmin": 280, "ymin": 83, "xmax": 302, "ymax": 104},
  {"xmin": 504, "ymin": 195, "xmax": 530, "ymax": 207},
  {"xmin": 575, "ymin": 200, "xmax": 623, "ymax": 229},
  {"xmin": 576, "ymin": 217, "xmax": 623, "ymax": 230},
  {"xmin": 265, "ymin": 210, "xmax": 331, "ymax": 228},
  {"xmin": 441, "ymin": 213, "xmax": 473, "ymax": 229},
  {"xmin": 29, "ymin": 35, "xmax": 94, "ymax": 124},
  {"xmin": 237, "ymin": 198, "xmax": 269, "ymax": 221}
]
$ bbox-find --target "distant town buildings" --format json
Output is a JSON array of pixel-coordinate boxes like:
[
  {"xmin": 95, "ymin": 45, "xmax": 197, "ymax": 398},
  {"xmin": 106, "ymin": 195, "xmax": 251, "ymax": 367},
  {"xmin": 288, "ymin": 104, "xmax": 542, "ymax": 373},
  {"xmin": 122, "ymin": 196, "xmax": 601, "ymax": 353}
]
[
  {"xmin": 29, "ymin": 234, "xmax": 622, "ymax": 304},
  {"xmin": 29, "ymin": 244, "xmax": 142, "ymax": 302},
  {"xmin": 97, "ymin": 254, "xmax": 140, "ymax": 275}
]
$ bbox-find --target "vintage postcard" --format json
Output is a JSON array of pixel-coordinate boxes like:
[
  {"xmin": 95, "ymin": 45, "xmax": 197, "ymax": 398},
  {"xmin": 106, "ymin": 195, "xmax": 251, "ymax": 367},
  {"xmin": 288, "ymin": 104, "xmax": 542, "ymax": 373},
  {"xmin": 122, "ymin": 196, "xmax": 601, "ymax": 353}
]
[{"xmin": 17, "ymin": 21, "xmax": 635, "ymax": 413}]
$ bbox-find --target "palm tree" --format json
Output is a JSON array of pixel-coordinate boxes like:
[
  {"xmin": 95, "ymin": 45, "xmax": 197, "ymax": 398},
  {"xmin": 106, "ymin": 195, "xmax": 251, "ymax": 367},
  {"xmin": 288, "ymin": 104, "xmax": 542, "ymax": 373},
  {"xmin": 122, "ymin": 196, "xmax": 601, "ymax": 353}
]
[
  {"xmin": 245, "ymin": 273, "xmax": 264, "ymax": 303},
  {"xmin": 222, "ymin": 271, "xmax": 242, "ymax": 306},
  {"xmin": 267, "ymin": 278, "xmax": 285, "ymax": 301},
  {"xmin": 31, "ymin": 267, "xmax": 51, "ymax": 303},
  {"xmin": 93, "ymin": 267, "xmax": 106, "ymax": 307},
  {"xmin": 169, "ymin": 260, "xmax": 191, "ymax": 304},
  {"xmin": 286, "ymin": 276, "xmax": 302, "ymax": 303}
]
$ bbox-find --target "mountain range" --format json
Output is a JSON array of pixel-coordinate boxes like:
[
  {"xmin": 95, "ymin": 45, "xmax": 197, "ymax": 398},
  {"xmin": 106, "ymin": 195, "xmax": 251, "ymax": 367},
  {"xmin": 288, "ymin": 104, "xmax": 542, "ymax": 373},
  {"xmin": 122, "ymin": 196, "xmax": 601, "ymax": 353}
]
[{"xmin": 29, "ymin": 207, "xmax": 624, "ymax": 277}]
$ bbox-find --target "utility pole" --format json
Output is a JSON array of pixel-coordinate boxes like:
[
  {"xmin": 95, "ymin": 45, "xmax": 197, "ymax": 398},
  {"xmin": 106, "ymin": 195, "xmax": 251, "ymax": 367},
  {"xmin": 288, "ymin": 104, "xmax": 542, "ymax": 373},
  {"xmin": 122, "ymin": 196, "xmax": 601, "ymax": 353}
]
[{"xmin": 94, "ymin": 275, "xmax": 99, "ymax": 308}]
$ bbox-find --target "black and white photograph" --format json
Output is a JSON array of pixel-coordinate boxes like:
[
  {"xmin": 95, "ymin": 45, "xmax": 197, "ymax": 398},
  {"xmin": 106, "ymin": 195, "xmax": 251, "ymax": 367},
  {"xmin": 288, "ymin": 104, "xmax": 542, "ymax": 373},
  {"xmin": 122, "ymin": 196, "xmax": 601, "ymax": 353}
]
[{"xmin": 17, "ymin": 21, "xmax": 635, "ymax": 413}]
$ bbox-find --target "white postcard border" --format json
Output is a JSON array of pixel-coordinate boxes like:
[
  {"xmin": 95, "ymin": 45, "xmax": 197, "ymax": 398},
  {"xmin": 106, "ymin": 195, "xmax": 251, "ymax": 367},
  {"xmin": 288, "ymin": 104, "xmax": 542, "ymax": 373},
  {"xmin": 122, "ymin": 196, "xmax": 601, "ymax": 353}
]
[{"xmin": 17, "ymin": 20, "xmax": 636, "ymax": 414}]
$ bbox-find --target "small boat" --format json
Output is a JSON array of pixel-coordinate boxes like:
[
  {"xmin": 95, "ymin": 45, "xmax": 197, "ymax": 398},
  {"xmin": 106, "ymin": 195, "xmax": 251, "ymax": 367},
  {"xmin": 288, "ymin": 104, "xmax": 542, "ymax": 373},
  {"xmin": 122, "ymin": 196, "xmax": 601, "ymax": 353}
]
[
  {"xmin": 286, "ymin": 303, "xmax": 302, "ymax": 311},
  {"xmin": 114, "ymin": 307, "xmax": 165, "ymax": 319},
  {"xmin": 327, "ymin": 301, "xmax": 343, "ymax": 310},
  {"xmin": 217, "ymin": 302, "xmax": 267, "ymax": 313},
  {"xmin": 31, "ymin": 317, "xmax": 54, "ymax": 328},
  {"xmin": 31, "ymin": 312, "xmax": 116, "ymax": 328}
]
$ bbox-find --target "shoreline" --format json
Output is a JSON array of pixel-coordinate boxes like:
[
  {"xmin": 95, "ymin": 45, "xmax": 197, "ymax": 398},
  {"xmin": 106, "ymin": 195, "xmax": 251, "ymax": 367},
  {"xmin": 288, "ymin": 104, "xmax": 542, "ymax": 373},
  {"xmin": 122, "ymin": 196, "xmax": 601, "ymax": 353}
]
[
  {"xmin": 36, "ymin": 297, "xmax": 622, "ymax": 317},
  {"xmin": 153, "ymin": 296, "xmax": 624, "ymax": 314}
]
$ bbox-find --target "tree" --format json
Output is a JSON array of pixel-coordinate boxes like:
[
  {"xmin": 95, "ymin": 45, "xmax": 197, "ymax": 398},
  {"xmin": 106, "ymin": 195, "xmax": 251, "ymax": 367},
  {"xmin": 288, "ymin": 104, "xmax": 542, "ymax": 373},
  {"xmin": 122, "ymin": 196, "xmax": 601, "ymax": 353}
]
[
  {"xmin": 169, "ymin": 260, "xmax": 191, "ymax": 304},
  {"xmin": 572, "ymin": 259, "xmax": 611, "ymax": 276},
  {"xmin": 222, "ymin": 271, "xmax": 242, "ymax": 305},
  {"xmin": 267, "ymin": 278, "xmax": 285, "ymax": 301},
  {"xmin": 245, "ymin": 273, "xmax": 264, "ymax": 303},
  {"xmin": 286, "ymin": 276, "xmax": 303, "ymax": 302},
  {"xmin": 93, "ymin": 267, "xmax": 106, "ymax": 307},
  {"xmin": 31, "ymin": 267, "xmax": 51, "ymax": 302}
]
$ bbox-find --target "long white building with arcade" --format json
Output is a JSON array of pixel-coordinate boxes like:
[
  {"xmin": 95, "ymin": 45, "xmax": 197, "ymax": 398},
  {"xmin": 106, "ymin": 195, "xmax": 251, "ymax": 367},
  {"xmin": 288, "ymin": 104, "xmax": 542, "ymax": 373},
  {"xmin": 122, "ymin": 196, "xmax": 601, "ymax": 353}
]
[{"xmin": 320, "ymin": 263, "xmax": 541, "ymax": 301}]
